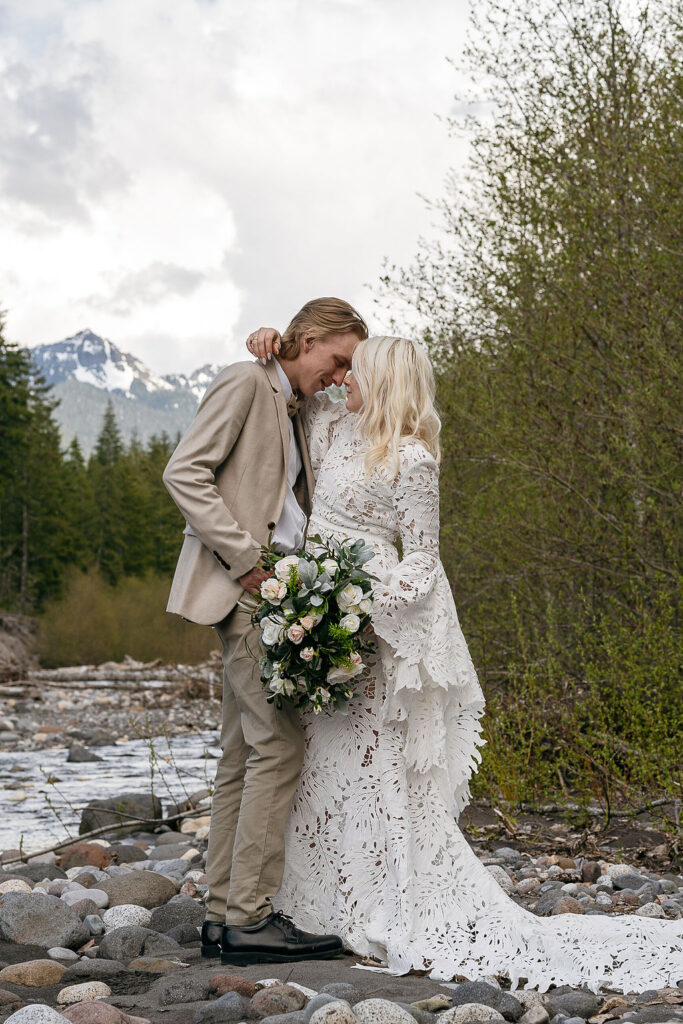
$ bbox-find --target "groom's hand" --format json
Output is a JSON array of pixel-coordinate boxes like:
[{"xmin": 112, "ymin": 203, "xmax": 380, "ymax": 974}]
[
  {"xmin": 247, "ymin": 328, "xmax": 281, "ymax": 364},
  {"xmin": 239, "ymin": 563, "xmax": 271, "ymax": 595}
]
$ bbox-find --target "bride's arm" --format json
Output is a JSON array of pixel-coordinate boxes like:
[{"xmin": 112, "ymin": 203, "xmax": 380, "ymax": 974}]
[
  {"xmin": 371, "ymin": 442, "xmax": 485, "ymax": 794},
  {"xmin": 301, "ymin": 391, "xmax": 350, "ymax": 479},
  {"xmin": 372, "ymin": 441, "xmax": 482, "ymax": 694},
  {"xmin": 245, "ymin": 327, "xmax": 280, "ymax": 363},
  {"xmin": 372, "ymin": 444, "xmax": 442, "ymax": 640}
]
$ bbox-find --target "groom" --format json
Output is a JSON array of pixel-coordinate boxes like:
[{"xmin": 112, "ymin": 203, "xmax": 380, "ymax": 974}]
[{"xmin": 163, "ymin": 297, "xmax": 367, "ymax": 963}]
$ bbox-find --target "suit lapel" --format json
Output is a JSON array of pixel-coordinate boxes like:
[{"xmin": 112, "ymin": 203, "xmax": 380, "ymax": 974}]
[
  {"xmin": 262, "ymin": 359, "xmax": 315, "ymax": 521},
  {"xmin": 293, "ymin": 412, "xmax": 315, "ymax": 515},
  {"xmin": 263, "ymin": 359, "xmax": 289, "ymax": 480}
]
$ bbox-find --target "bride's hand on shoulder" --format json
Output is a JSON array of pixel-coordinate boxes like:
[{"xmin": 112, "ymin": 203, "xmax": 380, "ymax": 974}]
[{"xmin": 246, "ymin": 328, "xmax": 281, "ymax": 364}]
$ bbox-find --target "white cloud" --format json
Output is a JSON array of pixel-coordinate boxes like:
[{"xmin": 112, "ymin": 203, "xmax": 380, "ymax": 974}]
[{"xmin": 0, "ymin": 0, "xmax": 471, "ymax": 373}]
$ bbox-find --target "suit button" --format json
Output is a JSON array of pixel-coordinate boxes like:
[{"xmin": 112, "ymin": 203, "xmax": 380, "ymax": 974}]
[
  {"xmin": 267, "ymin": 521, "xmax": 276, "ymax": 530},
  {"xmin": 213, "ymin": 550, "xmax": 231, "ymax": 572}
]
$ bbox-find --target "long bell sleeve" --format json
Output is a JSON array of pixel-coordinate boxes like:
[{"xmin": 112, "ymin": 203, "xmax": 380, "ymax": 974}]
[{"xmin": 371, "ymin": 443, "xmax": 486, "ymax": 815}]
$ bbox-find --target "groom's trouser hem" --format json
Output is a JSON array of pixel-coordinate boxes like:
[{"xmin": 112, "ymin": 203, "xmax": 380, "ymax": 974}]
[{"xmin": 204, "ymin": 599, "xmax": 305, "ymax": 926}]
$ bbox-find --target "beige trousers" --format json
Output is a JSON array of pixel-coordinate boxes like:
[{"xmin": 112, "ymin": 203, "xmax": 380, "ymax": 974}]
[{"xmin": 204, "ymin": 599, "xmax": 305, "ymax": 925}]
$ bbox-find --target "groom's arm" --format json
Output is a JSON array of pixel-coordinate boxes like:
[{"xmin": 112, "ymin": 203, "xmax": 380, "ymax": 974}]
[{"xmin": 163, "ymin": 363, "xmax": 263, "ymax": 583}]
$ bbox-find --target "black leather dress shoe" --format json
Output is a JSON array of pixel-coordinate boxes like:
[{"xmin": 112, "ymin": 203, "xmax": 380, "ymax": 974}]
[
  {"xmin": 220, "ymin": 911, "xmax": 343, "ymax": 965},
  {"xmin": 201, "ymin": 920, "xmax": 224, "ymax": 958}
]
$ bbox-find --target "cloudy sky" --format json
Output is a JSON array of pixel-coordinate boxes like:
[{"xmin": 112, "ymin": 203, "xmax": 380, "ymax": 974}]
[{"xmin": 0, "ymin": 0, "xmax": 471, "ymax": 374}]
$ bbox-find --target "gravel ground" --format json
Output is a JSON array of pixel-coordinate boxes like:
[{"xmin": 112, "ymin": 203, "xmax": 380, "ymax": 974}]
[{"xmin": 0, "ymin": 659, "xmax": 681, "ymax": 1024}]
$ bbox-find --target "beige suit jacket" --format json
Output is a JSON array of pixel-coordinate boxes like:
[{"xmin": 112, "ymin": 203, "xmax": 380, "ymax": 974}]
[{"xmin": 163, "ymin": 358, "xmax": 315, "ymax": 626}]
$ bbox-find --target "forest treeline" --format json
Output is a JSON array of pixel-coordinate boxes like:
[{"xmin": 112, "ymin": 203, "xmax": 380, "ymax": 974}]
[
  {"xmin": 0, "ymin": 340, "xmax": 214, "ymax": 663},
  {"xmin": 1, "ymin": 0, "xmax": 681, "ymax": 811},
  {"xmin": 382, "ymin": 0, "xmax": 682, "ymax": 811}
]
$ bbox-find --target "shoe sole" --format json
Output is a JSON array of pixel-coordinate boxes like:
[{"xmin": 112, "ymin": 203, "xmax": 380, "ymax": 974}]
[
  {"xmin": 201, "ymin": 945, "xmax": 221, "ymax": 958},
  {"xmin": 221, "ymin": 948, "xmax": 343, "ymax": 965}
]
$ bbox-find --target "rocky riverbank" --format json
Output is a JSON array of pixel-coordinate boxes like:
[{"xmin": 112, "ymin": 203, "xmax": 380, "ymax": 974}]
[
  {"xmin": 1, "ymin": 655, "xmax": 680, "ymax": 862},
  {"xmin": 0, "ymin": 654, "xmax": 223, "ymax": 755},
  {"xmin": 1, "ymin": 657, "xmax": 682, "ymax": 1023},
  {"xmin": 0, "ymin": 825, "xmax": 682, "ymax": 1024}
]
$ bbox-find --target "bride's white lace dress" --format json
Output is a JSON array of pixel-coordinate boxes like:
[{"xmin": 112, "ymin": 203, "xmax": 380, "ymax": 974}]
[{"xmin": 274, "ymin": 394, "xmax": 683, "ymax": 992}]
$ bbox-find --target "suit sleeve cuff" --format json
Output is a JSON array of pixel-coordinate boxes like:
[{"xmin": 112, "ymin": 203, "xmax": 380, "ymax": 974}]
[{"xmin": 212, "ymin": 544, "xmax": 262, "ymax": 581}]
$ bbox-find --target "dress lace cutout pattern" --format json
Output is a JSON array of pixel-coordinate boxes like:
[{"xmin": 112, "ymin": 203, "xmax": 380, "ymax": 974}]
[{"xmin": 274, "ymin": 392, "xmax": 683, "ymax": 993}]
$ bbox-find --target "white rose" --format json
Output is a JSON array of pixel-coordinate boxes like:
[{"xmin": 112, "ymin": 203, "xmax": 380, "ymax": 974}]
[
  {"xmin": 287, "ymin": 623, "xmax": 306, "ymax": 644},
  {"xmin": 274, "ymin": 555, "xmax": 299, "ymax": 581},
  {"xmin": 326, "ymin": 659, "xmax": 363, "ymax": 684},
  {"xmin": 358, "ymin": 597, "xmax": 373, "ymax": 614},
  {"xmin": 282, "ymin": 677, "xmax": 296, "ymax": 697},
  {"xmin": 260, "ymin": 577, "xmax": 287, "ymax": 603},
  {"xmin": 300, "ymin": 646, "xmax": 316, "ymax": 662},
  {"xmin": 321, "ymin": 558, "xmax": 339, "ymax": 575},
  {"xmin": 261, "ymin": 616, "xmax": 286, "ymax": 646},
  {"xmin": 337, "ymin": 583, "xmax": 364, "ymax": 612},
  {"xmin": 339, "ymin": 613, "xmax": 361, "ymax": 634},
  {"xmin": 269, "ymin": 677, "xmax": 295, "ymax": 697},
  {"xmin": 300, "ymin": 615, "xmax": 316, "ymax": 631}
]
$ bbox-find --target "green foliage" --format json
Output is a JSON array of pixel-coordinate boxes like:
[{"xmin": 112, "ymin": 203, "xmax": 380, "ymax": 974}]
[
  {"xmin": 0, "ymin": 340, "xmax": 197, "ymax": 663},
  {"xmin": 36, "ymin": 568, "xmax": 215, "ymax": 666},
  {"xmin": 382, "ymin": 0, "xmax": 682, "ymax": 807},
  {"xmin": 474, "ymin": 587, "xmax": 682, "ymax": 811},
  {"xmin": 0, "ymin": 317, "xmax": 75, "ymax": 612},
  {"xmin": 0, "ymin": 352, "xmax": 187, "ymax": 615}
]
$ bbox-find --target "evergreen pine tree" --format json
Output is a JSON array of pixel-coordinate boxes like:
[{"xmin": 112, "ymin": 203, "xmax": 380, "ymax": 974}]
[
  {"xmin": 0, "ymin": 313, "xmax": 75, "ymax": 610},
  {"xmin": 88, "ymin": 401, "xmax": 126, "ymax": 584}
]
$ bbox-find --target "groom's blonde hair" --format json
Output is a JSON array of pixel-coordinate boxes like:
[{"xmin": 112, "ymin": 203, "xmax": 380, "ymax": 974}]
[
  {"xmin": 279, "ymin": 297, "xmax": 368, "ymax": 358},
  {"xmin": 352, "ymin": 336, "xmax": 441, "ymax": 477}
]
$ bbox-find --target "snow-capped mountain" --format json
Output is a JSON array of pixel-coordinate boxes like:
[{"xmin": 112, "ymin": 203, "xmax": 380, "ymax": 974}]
[
  {"xmin": 33, "ymin": 329, "xmax": 222, "ymax": 402},
  {"xmin": 30, "ymin": 329, "xmax": 225, "ymax": 453},
  {"xmin": 163, "ymin": 364, "xmax": 224, "ymax": 403}
]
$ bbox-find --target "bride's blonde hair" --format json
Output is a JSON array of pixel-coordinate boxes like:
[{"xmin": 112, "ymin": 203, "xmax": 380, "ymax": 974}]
[{"xmin": 351, "ymin": 336, "xmax": 441, "ymax": 476}]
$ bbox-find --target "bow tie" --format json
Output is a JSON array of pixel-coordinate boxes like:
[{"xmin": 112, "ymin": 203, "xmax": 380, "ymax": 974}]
[{"xmin": 286, "ymin": 392, "xmax": 305, "ymax": 418}]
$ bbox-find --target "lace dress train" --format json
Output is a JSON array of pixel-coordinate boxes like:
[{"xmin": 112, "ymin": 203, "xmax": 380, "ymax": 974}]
[{"xmin": 274, "ymin": 394, "xmax": 683, "ymax": 993}]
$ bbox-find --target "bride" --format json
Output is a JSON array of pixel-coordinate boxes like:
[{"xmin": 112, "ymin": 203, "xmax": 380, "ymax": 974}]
[{"xmin": 247, "ymin": 330, "xmax": 683, "ymax": 993}]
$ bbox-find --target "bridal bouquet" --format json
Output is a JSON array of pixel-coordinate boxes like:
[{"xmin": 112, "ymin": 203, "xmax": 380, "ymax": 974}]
[{"xmin": 251, "ymin": 535, "xmax": 376, "ymax": 714}]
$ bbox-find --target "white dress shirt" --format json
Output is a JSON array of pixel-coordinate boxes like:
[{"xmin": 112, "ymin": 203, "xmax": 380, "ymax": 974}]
[{"xmin": 271, "ymin": 359, "xmax": 307, "ymax": 554}]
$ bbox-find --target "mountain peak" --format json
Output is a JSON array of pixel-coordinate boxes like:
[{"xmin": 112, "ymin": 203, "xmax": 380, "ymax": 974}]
[
  {"xmin": 29, "ymin": 330, "xmax": 225, "ymax": 453},
  {"xmin": 32, "ymin": 329, "xmax": 178, "ymax": 399}
]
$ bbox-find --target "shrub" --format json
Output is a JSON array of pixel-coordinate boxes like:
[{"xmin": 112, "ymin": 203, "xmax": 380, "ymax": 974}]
[{"xmin": 37, "ymin": 568, "xmax": 216, "ymax": 666}]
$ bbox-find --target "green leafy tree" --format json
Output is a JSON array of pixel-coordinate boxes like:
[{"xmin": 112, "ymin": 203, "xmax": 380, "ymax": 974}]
[{"xmin": 381, "ymin": 0, "xmax": 683, "ymax": 806}]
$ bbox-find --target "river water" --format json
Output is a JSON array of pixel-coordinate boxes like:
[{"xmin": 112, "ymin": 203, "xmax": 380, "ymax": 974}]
[{"xmin": 0, "ymin": 727, "xmax": 221, "ymax": 855}]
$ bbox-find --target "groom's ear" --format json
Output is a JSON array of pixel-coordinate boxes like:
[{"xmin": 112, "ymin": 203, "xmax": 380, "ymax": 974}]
[{"xmin": 301, "ymin": 333, "xmax": 316, "ymax": 352}]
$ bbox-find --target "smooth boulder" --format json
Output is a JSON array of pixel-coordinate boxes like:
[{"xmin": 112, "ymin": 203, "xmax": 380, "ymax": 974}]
[
  {"xmin": 98, "ymin": 872, "xmax": 177, "ymax": 909},
  {"xmin": 0, "ymin": 960, "xmax": 66, "ymax": 986},
  {"xmin": 0, "ymin": 892, "xmax": 88, "ymax": 949},
  {"xmin": 57, "ymin": 982, "xmax": 112, "ymax": 1005},
  {"xmin": 354, "ymin": 999, "xmax": 416, "ymax": 1023},
  {"xmin": 79, "ymin": 793, "xmax": 162, "ymax": 836},
  {"xmin": 4, "ymin": 1008, "xmax": 71, "ymax": 1024},
  {"xmin": 149, "ymin": 895, "xmax": 204, "ymax": 932}
]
